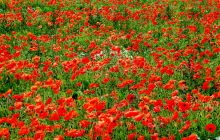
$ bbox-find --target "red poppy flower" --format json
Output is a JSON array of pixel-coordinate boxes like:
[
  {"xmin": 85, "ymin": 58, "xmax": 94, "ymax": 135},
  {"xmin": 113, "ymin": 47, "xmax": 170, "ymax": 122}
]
[
  {"xmin": 34, "ymin": 130, "xmax": 45, "ymax": 140},
  {"xmin": 128, "ymin": 133, "xmax": 136, "ymax": 140},
  {"xmin": 205, "ymin": 123, "xmax": 216, "ymax": 133},
  {"xmin": 82, "ymin": 57, "xmax": 90, "ymax": 64},
  {"xmin": 151, "ymin": 133, "xmax": 159, "ymax": 140},
  {"xmin": 137, "ymin": 135, "xmax": 145, "ymax": 140},
  {"xmin": 64, "ymin": 110, "xmax": 79, "ymax": 121},
  {"xmin": 49, "ymin": 112, "xmax": 60, "ymax": 121},
  {"xmin": 124, "ymin": 110, "xmax": 139, "ymax": 118},
  {"xmin": 127, "ymin": 94, "xmax": 136, "ymax": 103},
  {"xmin": 79, "ymin": 120, "xmax": 91, "ymax": 128},
  {"xmin": 134, "ymin": 113, "xmax": 145, "ymax": 122},
  {"xmin": 54, "ymin": 135, "xmax": 64, "ymax": 140},
  {"xmin": 188, "ymin": 25, "xmax": 197, "ymax": 32},
  {"xmin": 178, "ymin": 101, "xmax": 191, "ymax": 112},
  {"xmin": 65, "ymin": 129, "xmax": 85, "ymax": 138},
  {"xmin": 18, "ymin": 126, "xmax": 29, "ymax": 136},
  {"xmin": 0, "ymin": 128, "xmax": 10, "ymax": 139}
]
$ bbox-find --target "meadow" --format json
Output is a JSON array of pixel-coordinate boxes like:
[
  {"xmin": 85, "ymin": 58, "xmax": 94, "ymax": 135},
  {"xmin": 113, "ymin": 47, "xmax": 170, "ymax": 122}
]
[{"xmin": 0, "ymin": 0, "xmax": 219, "ymax": 139}]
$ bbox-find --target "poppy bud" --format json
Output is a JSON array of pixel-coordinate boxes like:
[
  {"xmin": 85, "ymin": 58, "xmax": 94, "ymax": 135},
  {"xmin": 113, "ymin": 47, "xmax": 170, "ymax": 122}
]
[{"xmin": 72, "ymin": 93, "xmax": 78, "ymax": 100}]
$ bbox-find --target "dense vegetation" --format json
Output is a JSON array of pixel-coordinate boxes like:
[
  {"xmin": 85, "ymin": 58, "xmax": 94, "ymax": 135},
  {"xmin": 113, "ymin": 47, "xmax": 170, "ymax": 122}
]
[{"xmin": 0, "ymin": 0, "xmax": 219, "ymax": 139}]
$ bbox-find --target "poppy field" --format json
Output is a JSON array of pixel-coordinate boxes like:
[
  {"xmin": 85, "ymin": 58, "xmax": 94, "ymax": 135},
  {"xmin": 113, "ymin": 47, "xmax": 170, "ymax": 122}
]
[{"xmin": 0, "ymin": 0, "xmax": 220, "ymax": 139}]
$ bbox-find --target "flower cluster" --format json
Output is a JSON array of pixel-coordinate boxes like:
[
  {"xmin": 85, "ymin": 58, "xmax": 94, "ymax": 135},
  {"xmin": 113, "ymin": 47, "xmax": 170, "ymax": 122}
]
[{"xmin": 0, "ymin": 0, "xmax": 219, "ymax": 139}]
